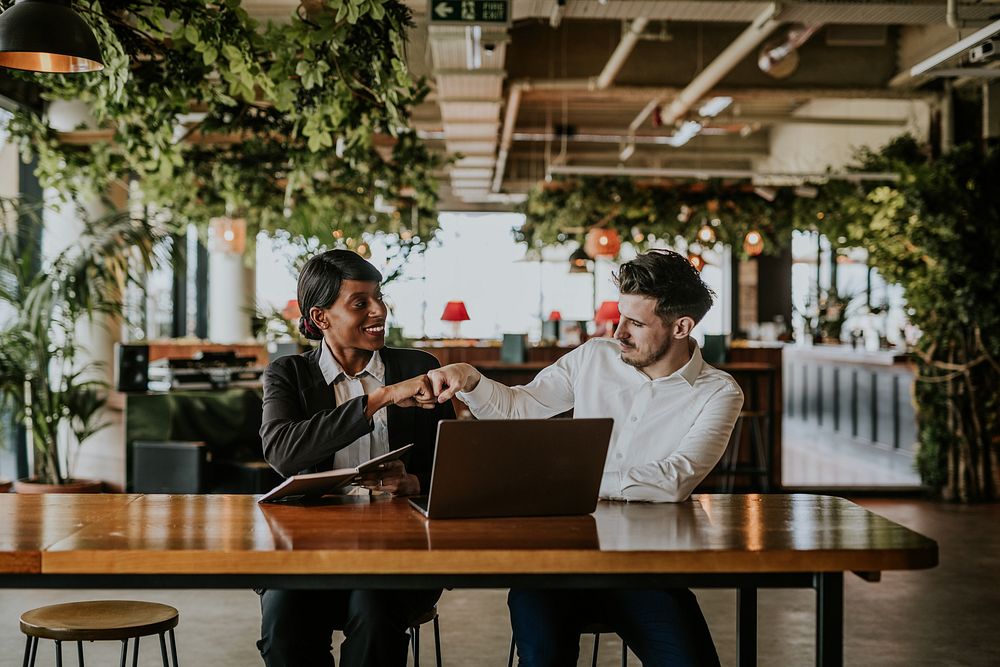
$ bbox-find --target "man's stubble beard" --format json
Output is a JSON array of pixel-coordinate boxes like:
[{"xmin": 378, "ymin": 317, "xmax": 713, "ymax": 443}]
[{"xmin": 620, "ymin": 335, "xmax": 674, "ymax": 370}]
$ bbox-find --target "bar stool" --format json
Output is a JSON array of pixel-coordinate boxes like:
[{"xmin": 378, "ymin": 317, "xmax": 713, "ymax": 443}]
[
  {"xmin": 408, "ymin": 606, "xmax": 442, "ymax": 667},
  {"xmin": 721, "ymin": 408, "xmax": 770, "ymax": 492},
  {"xmin": 508, "ymin": 623, "xmax": 627, "ymax": 667},
  {"xmin": 719, "ymin": 363, "xmax": 776, "ymax": 492},
  {"xmin": 19, "ymin": 600, "xmax": 179, "ymax": 667}
]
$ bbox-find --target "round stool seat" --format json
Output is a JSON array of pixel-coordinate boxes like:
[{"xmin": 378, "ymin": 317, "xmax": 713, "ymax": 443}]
[
  {"xmin": 411, "ymin": 605, "xmax": 438, "ymax": 627},
  {"xmin": 20, "ymin": 600, "xmax": 178, "ymax": 642}
]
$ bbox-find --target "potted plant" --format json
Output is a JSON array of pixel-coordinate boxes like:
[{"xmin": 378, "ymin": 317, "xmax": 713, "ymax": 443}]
[{"xmin": 0, "ymin": 199, "xmax": 161, "ymax": 491}]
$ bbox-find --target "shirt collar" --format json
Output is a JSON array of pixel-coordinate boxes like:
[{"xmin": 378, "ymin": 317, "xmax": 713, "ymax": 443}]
[
  {"xmin": 650, "ymin": 340, "xmax": 704, "ymax": 387},
  {"xmin": 319, "ymin": 342, "xmax": 385, "ymax": 385}
]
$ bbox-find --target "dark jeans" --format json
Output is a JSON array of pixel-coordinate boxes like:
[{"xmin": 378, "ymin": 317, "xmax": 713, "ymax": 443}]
[
  {"xmin": 508, "ymin": 588, "xmax": 720, "ymax": 667},
  {"xmin": 258, "ymin": 588, "xmax": 442, "ymax": 667}
]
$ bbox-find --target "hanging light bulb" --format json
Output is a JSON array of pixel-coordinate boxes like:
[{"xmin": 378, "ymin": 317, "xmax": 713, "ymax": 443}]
[
  {"xmin": 584, "ymin": 228, "xmax": 621, "ymax": 258},
  {"xmin": 743, "ymin": 230, "xmax": 765, "ymax": 257},
  {"xmin": 569, "ymin": 245, "xmax": 592, "ymax": 274},
  {"xmin": 687, "ymin": 252, "xmax": 706, "ymax": 272},
  {"xmin": 697, "ymin": 223, "xmax": 716, "ymax": 244}
]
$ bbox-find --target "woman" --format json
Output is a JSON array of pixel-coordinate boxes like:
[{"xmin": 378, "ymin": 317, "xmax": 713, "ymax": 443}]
[{"xmin": 257, "ymin": 249, "xmax": 454, "ymax": 667}]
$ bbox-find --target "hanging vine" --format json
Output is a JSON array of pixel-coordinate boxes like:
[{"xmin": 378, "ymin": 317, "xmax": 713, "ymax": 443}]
[{"xmin": 1, "ymin": 0, "xmax": 443, "ymax": 255}]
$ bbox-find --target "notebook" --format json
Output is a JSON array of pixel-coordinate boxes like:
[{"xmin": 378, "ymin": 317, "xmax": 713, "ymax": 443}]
[{"xmin": 258, "ymin": 442, "xmax": 415, "ymax": 503}]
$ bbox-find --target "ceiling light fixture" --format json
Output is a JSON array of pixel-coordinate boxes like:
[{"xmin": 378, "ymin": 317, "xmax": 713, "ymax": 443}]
[
  {"xmin": 465, "ymin": 25, "xmax": 482, "ymax": 70},
  {"xmin": 667, "ymin": 120, "xmax": 702, "ymax": 147},
  {"xmin": 909, "ymin": 17, "xmax": 1000, "ymax": 76},
  {"xmin": 0, "ymin": 0, "xmax": 104, "ymax": 73},
  {"xmin": 697, "ymin": 96, "xmax": 733, "ymax": 118}
]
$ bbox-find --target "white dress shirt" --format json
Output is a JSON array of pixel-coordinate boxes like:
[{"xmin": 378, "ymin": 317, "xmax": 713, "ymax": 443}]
[
  {"xmin": 318, "ymin": 343, "xmax": 390, "ymax": 472},
  {"xmin": 457, "ymin": 338, "xmax": 744, "ymax": 502}
]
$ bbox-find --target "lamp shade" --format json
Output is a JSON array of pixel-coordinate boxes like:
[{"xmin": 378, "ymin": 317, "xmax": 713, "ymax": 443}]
[
  {"xmin": 594, "ymin": 300, "xmax": 620, "ymax": 324},
  {"xmin": 209, "ymin": 216, "xmax": 247, "ymax": 255},
  {"xmin": 440, "ymin": 301, "xmax": 470, "ymax": 322},
  {"xmin": 0, "ymin": 0, "xmax": 104, "ymax": 73},
  {"xmin": 547, "ymin": 310, "xmax": 562, "ymax": 321},
  {"xmin": 282, "ymin": 299, "xmax": 301, "ymax": 322},
  {"xmin": 584, "ymin": 228, "xmax": 621, "ymax": 258}
]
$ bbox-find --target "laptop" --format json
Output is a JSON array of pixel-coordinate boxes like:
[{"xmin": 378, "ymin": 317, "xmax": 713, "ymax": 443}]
[{"xmin": 408, "ymin": 418, "xmax": 613, "ymax": 519}]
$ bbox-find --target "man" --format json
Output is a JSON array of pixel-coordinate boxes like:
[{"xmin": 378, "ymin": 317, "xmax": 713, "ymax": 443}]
[{"xmin": 428, "ymin": 249, "xmax": 744, "ymax": 666}]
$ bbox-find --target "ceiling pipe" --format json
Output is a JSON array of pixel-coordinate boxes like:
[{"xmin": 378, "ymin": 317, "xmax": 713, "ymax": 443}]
[
  {"xmin": 491, "ymin": 82, "xmax": 527, "ymax": 192},
  {"xmin": 595, "ymin": 18, "xmax": 650, "ymax": 90},
  {"xmin": 658, "ymin": 3, "xmax": 784, "ymax": 127},
  {"xmin": 546, "ymin": 164, "xmax": 900, "ymax": 183}
]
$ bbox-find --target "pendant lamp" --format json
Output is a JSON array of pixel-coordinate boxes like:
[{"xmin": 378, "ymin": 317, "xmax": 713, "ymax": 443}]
[{"xmin": 0, "ymin": 0, "xmax": 104, "ymax": 73}]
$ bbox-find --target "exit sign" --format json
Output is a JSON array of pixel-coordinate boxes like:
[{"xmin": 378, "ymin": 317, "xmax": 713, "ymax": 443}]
[{"xmin": 429, "ymin": 0, "xmax": 510, "ymax": 25}]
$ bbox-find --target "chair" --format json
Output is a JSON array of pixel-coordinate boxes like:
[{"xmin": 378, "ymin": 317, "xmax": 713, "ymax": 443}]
[
  {"xmin": 19, "ymin": 600, "xmax": 179, "ymax": 667},
  {"xmin": 408, "ymin": 606, "xmax": 442, "ymax": 667},
  {"xmin": 507, "ymin": 622, "xmax": 628, "ymax": 667}
]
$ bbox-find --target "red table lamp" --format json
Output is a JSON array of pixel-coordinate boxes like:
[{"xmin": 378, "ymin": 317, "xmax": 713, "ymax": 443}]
[
  {"xmin": 547, "ymin": 311, "xmax": 562, "ymax": 321},
  {"xmin": 594, "ymin": 300, "xmax": 620, "ymax": 337},
  {"xmin": 441, "ymin": 300, "xmax": 470, "ymax": 338}
]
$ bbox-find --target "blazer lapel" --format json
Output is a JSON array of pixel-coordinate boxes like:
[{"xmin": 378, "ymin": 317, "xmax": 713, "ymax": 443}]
[
  {"xmin": 381, "ymin": 347, "xmax": 415, "ymax": 451},
  {"xmin": 299, "ymin": 348, "xmax": 336, "ymax": 416}
]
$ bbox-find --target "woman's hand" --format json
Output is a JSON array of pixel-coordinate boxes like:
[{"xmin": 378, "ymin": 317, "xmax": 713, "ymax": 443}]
[
  {"xmin": 357, "ymin": 460, "xmax": 420, "ymax": 496},
  {"xmin": 366, "ymin": 375, "xmax": 436, "ymax": 418},
  {"xmin": 388, "ymin": 375, "xmax": 437, "ymax": 408}
]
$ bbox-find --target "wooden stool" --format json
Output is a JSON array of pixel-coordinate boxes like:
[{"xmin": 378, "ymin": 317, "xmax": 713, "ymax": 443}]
[
  {"xmin": 408, "ymin": 606, "xmax": 442, "ymax": 667},
  {"xmin": 19, "ymin": 600, "xmax": 179, "ymax": 667},
  {"xmin": 508, "ymin": 622, "xmax": 627, "ymax": 667}
]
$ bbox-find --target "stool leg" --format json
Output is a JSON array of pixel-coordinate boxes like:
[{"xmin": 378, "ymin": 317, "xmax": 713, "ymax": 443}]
[
  {"xmin": 433, "ymin": 616, "xmax": 442, "ymax": 667},
  {"xmin": 621, "ymin": 640, "xmax": 628, "ymax": 667},
  {"xmin": 159, "ymin": 633, "xmax": 169, "ymax": 667},
  {"xmin": 752, "ymin": 417, "xmax": 769, "ymax": 492},
  {"xmin": 507, "ymin": 636, "xmax": 515, "ymax": 667},
  {"xmin": 77, "ymin": 641, "xmax": 84, "ymax": 667},
  {"xmin": 591, "ymin": 634, "xmax": 599, "ymax": 667},
  {"xmin": 22, "ymin": 636, "xmax": 33, "ymax": 667},
  {"xmin": 131, "ymin": 636, "xmax": 140, "ymax": 667},
  {"xmin": 54, "ymin": 640, "xmax": 63, "ymax": 667},
  {"xmin": 168, "ymin": 629, "xmax": 179, "ymax": 667},
  {"xmin": 118, "ymin": 640, "xmax": 127, "ymax": 667},
  {"xmin": 412, "ymin": 626, "xmax": 420, "ymax": 667},
  {"xmin": 726, "ymin": 419, "xmax": 744, "ymax": 492}
]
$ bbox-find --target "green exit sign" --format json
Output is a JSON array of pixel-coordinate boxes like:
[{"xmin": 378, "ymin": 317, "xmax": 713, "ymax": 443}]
[{"xmin": 429, "ymin": 0, "xmax": 510, "ymax": 25}]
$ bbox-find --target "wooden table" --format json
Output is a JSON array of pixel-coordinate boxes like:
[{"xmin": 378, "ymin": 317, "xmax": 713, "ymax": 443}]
[{"xmin": 0, "ymin": 493, "xmax": 936, "ymax": 667}]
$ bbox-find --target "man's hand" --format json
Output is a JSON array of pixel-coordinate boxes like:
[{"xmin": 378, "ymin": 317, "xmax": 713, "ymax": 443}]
[
  {"xmin": 427, "ymin": 363, "xmax": 482, "ymax": 403},
  {"xmin": 367, "ymin": 375, "xmax": 436, "ymax": 418},
  {"xmin": 388, "ymin": 375, "xmax": 437, "ymax": 409},
  {"xmin": 356, "ymin": 460, "xmax": 420, "ymax": 496}
]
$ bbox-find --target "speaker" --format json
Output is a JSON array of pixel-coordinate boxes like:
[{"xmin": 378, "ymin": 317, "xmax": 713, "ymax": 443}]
[
  {"xmin": 132, "ymin": 440, "xmax": 207, "ymax": 493},
  {"xmin": 116, "ymin": 343, "xmax": 149, "ymax": 392}
]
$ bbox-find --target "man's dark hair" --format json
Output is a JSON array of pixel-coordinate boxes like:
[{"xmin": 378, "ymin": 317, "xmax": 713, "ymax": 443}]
[
  {"xmin": 613, "ymin": 250, "xmax": 715, "ymax": 324},
  {"xmin": 296, "ymin": 249, "xmax": 382, "ymax": 340}
]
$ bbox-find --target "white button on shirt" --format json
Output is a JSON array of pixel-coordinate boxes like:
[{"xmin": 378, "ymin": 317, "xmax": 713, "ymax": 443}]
[
  {"xmin": 457, "ymin": 338, "xmax": 744, "ymax": 502},
  {"xmin": 318, "ymin": 343, "xmax": 390, "ymax": 472}
]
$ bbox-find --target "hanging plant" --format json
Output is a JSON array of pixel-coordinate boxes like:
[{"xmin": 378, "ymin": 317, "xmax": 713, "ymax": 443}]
[{"xmin": 1, "ymin": 0, "xmax": 443, "ymax": 252}]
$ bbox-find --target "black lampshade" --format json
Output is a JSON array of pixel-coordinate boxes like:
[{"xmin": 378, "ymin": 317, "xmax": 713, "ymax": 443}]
[{"xmin": 0, "ymin": 0, "xmax": 104, "ymax": 73}]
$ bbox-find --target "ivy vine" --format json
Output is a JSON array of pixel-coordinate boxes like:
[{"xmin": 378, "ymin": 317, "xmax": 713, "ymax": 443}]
[{"xmin": 1, "ymin": 0, "xmax": 443, "ymax": 255}]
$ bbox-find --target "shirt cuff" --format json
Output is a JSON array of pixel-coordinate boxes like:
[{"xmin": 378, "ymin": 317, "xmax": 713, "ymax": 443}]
[
  {"xmin": 598, "ymin": 470, "xmax": 623, "ymax": 500},
  {"xmin": 457, "ymin": 375, "xmax": 496, "ymax": 412}
]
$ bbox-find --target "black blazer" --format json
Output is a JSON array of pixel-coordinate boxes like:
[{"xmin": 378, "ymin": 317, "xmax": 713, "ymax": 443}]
[{"xmin": 259, "ymin": 345, "xmax": 454, "ymax": 492}]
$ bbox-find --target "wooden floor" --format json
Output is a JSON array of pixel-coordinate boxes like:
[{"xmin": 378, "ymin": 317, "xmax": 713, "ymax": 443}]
[{"xmin": 1, "ymin": 497, "xmax": 996, "ymax": 666}]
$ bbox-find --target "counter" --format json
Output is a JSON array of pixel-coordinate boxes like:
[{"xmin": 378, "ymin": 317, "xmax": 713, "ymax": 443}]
[{"xmin": 783, "ymin": 344, "xmax": 917, "ymax": 456}]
